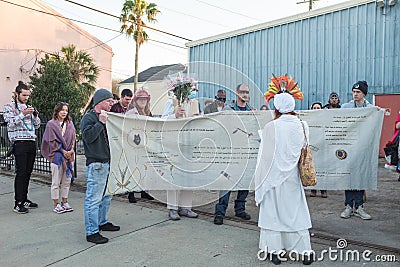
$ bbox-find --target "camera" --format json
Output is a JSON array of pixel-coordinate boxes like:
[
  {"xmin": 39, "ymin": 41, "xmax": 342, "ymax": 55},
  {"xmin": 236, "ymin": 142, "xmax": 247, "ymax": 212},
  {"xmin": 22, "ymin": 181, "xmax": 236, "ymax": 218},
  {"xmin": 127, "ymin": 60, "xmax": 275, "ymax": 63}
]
[{"xmin": 33, "ymin": 109, "xmax": 38, "ymax": 116}]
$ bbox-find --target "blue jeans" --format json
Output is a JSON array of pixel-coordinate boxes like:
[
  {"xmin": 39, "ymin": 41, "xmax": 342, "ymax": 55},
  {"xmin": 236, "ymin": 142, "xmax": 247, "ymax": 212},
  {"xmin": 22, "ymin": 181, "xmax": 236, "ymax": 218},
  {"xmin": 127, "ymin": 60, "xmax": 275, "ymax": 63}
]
[
  {"xmin": 345, "ymin": 190, "xmax": 364, "ymax": 209},
  {"xmin": 215, "ymin": 190, "xmax": 248, "ymax": 217},
  {"xmin": 84, "ymin": 162, "xmax": 112, "ymax": 236}
]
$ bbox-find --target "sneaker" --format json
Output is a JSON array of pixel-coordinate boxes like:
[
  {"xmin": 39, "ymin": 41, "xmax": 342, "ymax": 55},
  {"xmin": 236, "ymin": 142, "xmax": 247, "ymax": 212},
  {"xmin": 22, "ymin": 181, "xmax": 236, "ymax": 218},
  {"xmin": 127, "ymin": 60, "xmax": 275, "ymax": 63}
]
[
  {"xmin": 53, "ymin": 203, "xmax": 66, "ymax": 214},
  {"xmin": 310, "ymin": 190, "xmax": 317, "ymax": 197},
  {"xmin": 340, "ymin": 205, "xmax": 353, "ymax": 219},
  {"xmin": 321, "ymin": 190, "xmax": 327, "ymax": 198},
  {"xmin": 178, "ymin": 208, "xmax": 199, "ymax": 218},
  {"xmin": 99, "ymin": 222, "xmax": 120, "ymax": 231},
  {"xmin": 62, "ymin": 202, "xmax": 73, "ymax": 212},
  {"xmin": 13, "ymin": 202, "xmax": 29, "ymax": 214},
  {"xmin": 169, "ymin": 209, "xmax": 181, "ymax": 220},
  {"xmin": 214, "ymin": 215, "xmax": 224, "ymax": 225},
  {"xmin": 141, "ymin": 191, "xmax": 154, "ymax": 200},
  {"xmin": 128, "ymin": 192, "xmax": 136, "ymax": 203},
  {"xmin": 86, "ymin": 232, "xmax": 108, "ymax": 244},
  {"xmin": 23, "ymin": 200, "xmax": 38, "ymax": 209},
  {"xmin": 384, "ymin": 163, "xmax": 397, "ymax": 171},
  {"xmin": 354, "ymin": 205, "xmax": 371, "ymax": 220},
  {"xmin": 235, "ymin": 211, "xmax": 251, "ymax": 220}
]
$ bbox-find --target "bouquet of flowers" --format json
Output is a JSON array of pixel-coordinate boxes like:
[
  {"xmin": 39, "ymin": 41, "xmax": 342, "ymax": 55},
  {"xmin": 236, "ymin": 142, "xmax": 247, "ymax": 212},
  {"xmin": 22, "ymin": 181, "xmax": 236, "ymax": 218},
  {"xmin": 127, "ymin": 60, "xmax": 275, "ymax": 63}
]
[{"xmin": 166, "ymin": 72, "xmax": 197, "ymax": 106}]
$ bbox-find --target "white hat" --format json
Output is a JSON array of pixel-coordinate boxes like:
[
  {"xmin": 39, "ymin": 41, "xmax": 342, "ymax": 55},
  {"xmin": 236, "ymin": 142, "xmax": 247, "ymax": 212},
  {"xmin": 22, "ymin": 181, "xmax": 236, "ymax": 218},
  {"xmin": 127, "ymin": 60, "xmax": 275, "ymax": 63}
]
[{"xmin": 274, "ymin": 92, "xmax": 295, "ymax": 113}]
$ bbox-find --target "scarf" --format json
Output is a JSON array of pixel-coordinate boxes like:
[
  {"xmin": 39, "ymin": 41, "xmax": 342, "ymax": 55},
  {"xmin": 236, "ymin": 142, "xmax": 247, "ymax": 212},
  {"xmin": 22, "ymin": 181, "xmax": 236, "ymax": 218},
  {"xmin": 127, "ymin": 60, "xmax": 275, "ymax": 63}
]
[{"xmin": 41, "ymin": 119, "xmax": 76, "ymax": 178}]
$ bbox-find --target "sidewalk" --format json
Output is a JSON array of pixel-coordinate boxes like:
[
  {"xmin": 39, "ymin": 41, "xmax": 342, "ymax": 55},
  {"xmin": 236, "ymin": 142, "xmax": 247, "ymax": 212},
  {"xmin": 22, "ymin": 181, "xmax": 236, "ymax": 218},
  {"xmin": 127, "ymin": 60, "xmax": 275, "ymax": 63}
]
[{"xmin": 0, "ymin": 158, "xmax": 399, "ymax": 266}]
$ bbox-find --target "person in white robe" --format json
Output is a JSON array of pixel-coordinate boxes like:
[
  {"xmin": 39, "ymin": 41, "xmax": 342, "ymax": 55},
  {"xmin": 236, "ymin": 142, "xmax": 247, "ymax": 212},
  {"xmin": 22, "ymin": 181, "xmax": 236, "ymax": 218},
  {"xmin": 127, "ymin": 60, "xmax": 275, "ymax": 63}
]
[{"xmin": 255, "ymin": 92, "xmax": 313, "ymax": 265}]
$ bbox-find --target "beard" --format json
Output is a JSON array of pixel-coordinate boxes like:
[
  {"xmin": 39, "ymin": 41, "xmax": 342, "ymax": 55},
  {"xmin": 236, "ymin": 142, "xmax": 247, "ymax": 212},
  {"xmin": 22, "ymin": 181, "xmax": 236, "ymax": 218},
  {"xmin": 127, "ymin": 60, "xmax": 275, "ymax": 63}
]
[
  {"xmin": 17, "ymin": 95, "xmax": 27, "ymax": 104},
  {"xmin": 331, "ymin": 103, "xmax": 339, "ymax": 108}
]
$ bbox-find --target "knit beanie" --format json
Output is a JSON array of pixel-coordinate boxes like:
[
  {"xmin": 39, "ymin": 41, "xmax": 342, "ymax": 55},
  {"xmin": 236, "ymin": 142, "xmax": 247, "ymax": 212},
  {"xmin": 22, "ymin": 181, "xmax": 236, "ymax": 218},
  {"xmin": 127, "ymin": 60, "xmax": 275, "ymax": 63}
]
[
  {"xmin": 329, "ymin": 91, "xmax": 339, "ymax": 99},
  {"xmin": 352, "ymin": 81, "xmax": 368, "ymax": 95},
  {"xmin": 93, "ymin": 88, "xmax": 113, "ymax": 106}
]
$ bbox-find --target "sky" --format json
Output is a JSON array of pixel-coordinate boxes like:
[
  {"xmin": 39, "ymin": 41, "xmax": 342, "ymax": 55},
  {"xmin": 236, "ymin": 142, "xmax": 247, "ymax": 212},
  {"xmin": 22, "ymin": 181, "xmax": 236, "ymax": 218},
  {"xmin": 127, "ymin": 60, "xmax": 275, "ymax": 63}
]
[{"xmin": 41, "ymin": 0, "xmax": 349, "ymax": 80}]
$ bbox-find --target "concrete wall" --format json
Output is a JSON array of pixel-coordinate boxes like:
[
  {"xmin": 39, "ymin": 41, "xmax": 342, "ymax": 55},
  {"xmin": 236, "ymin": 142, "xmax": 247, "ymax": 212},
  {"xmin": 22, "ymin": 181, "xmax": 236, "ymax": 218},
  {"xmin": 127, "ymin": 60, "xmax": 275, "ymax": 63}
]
[{"xmin": 0, "ymin": 0, "xmax": 113, "ymax": 110}]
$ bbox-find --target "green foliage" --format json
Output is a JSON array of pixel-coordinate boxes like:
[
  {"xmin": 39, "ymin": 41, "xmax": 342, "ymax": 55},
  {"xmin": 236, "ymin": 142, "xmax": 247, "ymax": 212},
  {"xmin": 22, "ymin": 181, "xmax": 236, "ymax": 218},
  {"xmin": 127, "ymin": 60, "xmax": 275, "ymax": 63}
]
[
  {"xmin": 29, "ymin": 45, "xmax": 98, "ymax": 126},
  {"xmin": 120, "ymin": 0, "xmax": 160, "ymax": 91}
]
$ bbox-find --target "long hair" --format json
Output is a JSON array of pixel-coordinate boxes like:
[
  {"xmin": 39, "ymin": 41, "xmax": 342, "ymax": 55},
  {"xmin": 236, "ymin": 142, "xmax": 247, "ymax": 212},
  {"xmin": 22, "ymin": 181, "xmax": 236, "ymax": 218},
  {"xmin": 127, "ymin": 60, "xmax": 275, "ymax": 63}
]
[
  {"xmin": 128, "ymin": 99, "xmax": 151, "ymax": 116},
  {"xmin": 52, "ymin": 102, "xmax": 71, "ymax": 122}
]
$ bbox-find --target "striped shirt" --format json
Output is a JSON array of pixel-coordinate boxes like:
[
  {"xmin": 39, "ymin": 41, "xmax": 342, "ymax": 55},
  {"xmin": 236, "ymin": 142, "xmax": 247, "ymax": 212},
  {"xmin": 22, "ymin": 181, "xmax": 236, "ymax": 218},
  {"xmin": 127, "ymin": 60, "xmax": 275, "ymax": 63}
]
[{"xmin": 3, "ymin": 102, "xmax": 41, "ymax": 142}]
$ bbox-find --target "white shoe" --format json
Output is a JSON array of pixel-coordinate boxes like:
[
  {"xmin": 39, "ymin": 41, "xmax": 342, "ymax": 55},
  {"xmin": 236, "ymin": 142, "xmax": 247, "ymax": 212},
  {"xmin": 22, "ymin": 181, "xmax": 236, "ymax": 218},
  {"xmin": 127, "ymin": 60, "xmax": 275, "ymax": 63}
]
[
  {"xmin": 384, "ymin": 163, "xmax": 397, "ymax": 171},
  {"xmin": 354, "ymin": 205, "xmax": 371, "ymax": 220},
  {"xmin": 53, "ymin": 203, "xmax": 66, "ymax": 214},
  {"xmin": 178, "ymin": 208, "xmax": 199, "ymax": 218},
  {"xmin": 62, "ymin": 202, "xmax": 73, "ymax": 212},
  {"xmin": 340, "ymin": 205, "xmax": 353, "ymax": 219},
  {"xmin": 169, "ymin": 209, "xmax": 181, "ymax": 221}
]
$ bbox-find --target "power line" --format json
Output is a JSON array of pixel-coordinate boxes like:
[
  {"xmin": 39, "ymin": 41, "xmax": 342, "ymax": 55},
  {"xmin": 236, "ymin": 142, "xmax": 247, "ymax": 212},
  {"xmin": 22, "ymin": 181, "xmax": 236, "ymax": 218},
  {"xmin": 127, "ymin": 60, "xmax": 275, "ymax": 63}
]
[
  {"xmin": 0, "ymin": 0, "xmax": 187, "ymax": 50},
  {"xmin": 158, "ymin": 5, "xmax": 230, "ymax": 29},
  {"xmin": 63, "ymin": 0, "xmax": 192, "ymax": 41},
  {"xmin": 194, "ymin": 0, "xmax": 263, "ymax": 22},
  {"xmin": 83, "ymin": 33, "xmax": 124, "ymax": 51}
]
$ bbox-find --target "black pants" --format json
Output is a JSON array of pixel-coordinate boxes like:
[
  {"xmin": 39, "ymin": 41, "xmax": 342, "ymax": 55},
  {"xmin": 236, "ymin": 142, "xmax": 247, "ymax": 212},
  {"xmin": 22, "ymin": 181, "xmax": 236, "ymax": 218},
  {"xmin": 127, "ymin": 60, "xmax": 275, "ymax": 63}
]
[{"xmin": 14, "ymin": 141, "xmax": 36, "ymax": 203}]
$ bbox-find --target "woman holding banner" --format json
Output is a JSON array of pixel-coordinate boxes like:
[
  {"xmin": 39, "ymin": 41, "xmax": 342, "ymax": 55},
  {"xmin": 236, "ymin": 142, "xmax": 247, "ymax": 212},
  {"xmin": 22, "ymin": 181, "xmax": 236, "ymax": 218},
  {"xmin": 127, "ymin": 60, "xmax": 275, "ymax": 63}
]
[{"xmin": 125, "ymin": 89, "xmax": 155, "ymax": 202}]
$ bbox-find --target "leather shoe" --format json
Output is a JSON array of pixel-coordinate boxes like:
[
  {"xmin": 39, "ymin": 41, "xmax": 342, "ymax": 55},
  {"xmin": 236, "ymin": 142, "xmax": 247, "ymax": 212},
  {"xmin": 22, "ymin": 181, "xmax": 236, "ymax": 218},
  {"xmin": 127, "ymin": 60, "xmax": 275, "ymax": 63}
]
[
  {"xmin": 99, "ymin": 222, "xmax": 120, "ymax": 231},
  {"xmin": 86, "ymin": 232, "xmax": 108, "ymax": 244},
  {"xmin": 214, "ymin": 215, "xmax": 224, "ymax": 225},
  {"xmin": 235, "ymin": 211, "xmax": 251, "ymax": 220},
  {"xmin": 271, "ymin": 254, "xmax": 281, "ymax": 265},
  {"xmin": 141, "ymin": 191, "xmax": 154, "ymax": 200},
  {"xmin": 302, "ymin": 254, "xmax": 314, "ymax": 265},
  {"xmin": 128, "ymin": 192, "xmax": 136, "ymax": 203}
]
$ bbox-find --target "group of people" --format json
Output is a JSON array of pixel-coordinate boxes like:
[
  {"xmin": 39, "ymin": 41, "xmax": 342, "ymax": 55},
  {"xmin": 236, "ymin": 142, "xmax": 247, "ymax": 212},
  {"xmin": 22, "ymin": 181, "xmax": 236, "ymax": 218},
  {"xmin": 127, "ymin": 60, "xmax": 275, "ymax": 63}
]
[{"xmin": 3, "ymin": 78, "xmax": 377, "ymax": 263}]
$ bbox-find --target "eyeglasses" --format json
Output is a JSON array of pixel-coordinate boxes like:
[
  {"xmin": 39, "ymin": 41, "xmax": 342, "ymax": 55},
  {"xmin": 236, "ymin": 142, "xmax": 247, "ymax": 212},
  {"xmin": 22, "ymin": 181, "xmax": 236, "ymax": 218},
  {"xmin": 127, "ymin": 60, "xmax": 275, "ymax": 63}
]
[
  {"xmin": 215, "ymin": 96, "xmax": 226, "ymax": 103},
  {"xmin": 238, "ymin": 90, "xmax": 249, "ymax": 94}
]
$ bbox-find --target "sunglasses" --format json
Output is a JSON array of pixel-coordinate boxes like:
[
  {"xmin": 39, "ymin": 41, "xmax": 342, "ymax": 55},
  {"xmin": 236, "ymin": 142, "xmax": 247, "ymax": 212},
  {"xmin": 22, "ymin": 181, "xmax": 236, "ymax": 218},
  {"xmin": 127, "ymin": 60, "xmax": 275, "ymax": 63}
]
[
  {"xmin": 238, "ymin": 90, "xmax": 249, "ymax": 94},
  {"xmin": 58, "ymin": 101, "xmax": 69, "ymax": 106},
  {"xmin": 215, "ymin": 96, "xmax": 226, "ymax": 102}
]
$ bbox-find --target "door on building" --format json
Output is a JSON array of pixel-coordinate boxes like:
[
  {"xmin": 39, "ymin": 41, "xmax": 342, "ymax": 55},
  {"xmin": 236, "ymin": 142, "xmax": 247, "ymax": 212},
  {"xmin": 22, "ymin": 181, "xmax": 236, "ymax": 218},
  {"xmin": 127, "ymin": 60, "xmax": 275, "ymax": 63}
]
[{"xmin": 375, "ymin": 94, "xmax": 400, "ymax": 157}]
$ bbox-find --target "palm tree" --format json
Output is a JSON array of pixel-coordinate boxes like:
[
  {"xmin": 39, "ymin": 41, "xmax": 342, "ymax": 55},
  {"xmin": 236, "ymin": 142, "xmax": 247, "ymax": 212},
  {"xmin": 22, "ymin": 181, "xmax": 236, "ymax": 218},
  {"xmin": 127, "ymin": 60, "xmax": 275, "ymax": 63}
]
[
  {"xmin": 55, "ymin": 44, "xmax": 99, "ymax": 100},
  {"xmin": 120, "ymin": 0, "xmax": 160, "ymax": 92}
]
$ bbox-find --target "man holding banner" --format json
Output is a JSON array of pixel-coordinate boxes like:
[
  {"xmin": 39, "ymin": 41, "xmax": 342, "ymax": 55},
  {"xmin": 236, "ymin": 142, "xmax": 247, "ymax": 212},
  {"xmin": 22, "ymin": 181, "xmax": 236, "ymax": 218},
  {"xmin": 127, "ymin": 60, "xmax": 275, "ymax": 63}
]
[
  {"xmin": 340, "ymin": 81, "xmax": 373, "ymax": 220},
  {"xmin": 82, "ymin": 89, "xmax": 120, "ymax": 244},
  {"xmin": 214, "ymin": 84, "xmax": 253, "ymax": 225}
]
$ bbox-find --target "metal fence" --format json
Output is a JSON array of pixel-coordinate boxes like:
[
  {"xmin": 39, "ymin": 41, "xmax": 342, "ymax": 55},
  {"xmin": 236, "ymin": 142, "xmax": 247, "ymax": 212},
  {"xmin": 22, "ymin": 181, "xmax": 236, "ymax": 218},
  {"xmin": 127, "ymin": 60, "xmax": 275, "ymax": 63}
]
[{"xmin": 0, "ymin": 113, "xmax": 78, "ymax": 175}]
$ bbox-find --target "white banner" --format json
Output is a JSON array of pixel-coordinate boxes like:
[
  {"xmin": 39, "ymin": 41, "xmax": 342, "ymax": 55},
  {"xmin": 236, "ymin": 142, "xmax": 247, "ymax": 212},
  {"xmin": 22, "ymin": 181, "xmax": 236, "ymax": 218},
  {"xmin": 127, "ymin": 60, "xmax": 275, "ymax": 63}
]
[{"xmin": 106, "ymin": 108, "xmax": 383, "ymax": 195}]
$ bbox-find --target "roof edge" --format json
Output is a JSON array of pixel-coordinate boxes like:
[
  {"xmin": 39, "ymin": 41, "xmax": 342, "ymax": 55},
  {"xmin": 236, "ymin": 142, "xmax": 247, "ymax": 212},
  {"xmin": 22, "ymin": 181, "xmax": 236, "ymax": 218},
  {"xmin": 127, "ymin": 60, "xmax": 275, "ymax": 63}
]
[{"xmin": 186, "ymin": 0, "xmax": 375, "ymax": 47}]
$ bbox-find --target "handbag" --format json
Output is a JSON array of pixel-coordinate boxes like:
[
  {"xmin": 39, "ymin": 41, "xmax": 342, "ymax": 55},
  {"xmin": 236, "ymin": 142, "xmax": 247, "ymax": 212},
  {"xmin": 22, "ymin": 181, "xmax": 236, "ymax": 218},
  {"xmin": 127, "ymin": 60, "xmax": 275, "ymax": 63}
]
[{"xmin": 298, "ymin": 121, "xmax": 317, "ymax": 187}]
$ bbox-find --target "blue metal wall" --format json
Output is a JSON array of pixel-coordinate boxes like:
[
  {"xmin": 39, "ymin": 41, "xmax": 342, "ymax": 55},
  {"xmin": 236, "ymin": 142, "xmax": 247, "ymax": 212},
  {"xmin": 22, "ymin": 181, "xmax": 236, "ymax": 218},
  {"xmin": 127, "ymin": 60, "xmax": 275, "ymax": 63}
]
[{"xmin": 188, "ymin": 0, "xmax": 400, "ymax": 110}]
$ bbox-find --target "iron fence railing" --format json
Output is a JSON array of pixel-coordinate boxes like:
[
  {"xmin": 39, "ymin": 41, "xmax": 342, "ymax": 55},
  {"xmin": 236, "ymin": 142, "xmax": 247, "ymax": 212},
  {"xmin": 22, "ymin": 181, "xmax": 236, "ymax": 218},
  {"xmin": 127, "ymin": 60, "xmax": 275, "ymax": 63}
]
[{"xmin": 0, "ymin": 113, "xmax": 79, "ymax": 176}]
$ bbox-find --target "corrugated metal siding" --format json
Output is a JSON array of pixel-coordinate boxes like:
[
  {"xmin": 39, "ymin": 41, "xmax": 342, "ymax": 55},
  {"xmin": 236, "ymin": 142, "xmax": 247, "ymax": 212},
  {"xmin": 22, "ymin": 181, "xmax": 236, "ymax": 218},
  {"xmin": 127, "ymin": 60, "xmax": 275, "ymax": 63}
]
[{"xmin": 189, "ymin": 1, "xmax": 400, "ymax": 110}]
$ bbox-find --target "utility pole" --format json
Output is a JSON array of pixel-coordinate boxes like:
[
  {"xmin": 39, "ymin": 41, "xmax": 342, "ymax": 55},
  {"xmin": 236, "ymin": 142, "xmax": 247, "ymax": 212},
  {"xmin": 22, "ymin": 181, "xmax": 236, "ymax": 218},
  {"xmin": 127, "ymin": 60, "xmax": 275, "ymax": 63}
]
[{"xmin": 296, "ymin": 0, "xmax": 319, "ymax": 11}]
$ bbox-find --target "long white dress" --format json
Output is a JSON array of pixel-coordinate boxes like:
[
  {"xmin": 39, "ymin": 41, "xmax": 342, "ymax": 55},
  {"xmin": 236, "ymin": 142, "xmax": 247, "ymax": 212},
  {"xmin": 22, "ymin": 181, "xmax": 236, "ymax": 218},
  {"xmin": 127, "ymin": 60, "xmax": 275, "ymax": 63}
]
[{"xmin": 255, "ymin": 115, "xmax": 312, "ymax": 255}]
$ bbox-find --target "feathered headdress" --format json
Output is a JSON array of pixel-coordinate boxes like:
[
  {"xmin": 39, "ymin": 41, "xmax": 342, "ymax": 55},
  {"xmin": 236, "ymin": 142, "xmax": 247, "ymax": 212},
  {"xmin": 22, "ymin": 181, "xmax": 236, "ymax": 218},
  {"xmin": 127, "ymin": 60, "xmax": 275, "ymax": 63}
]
[{"xmin": 264, "ymin": 74, "xmax": 303, "ymax": 101}]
